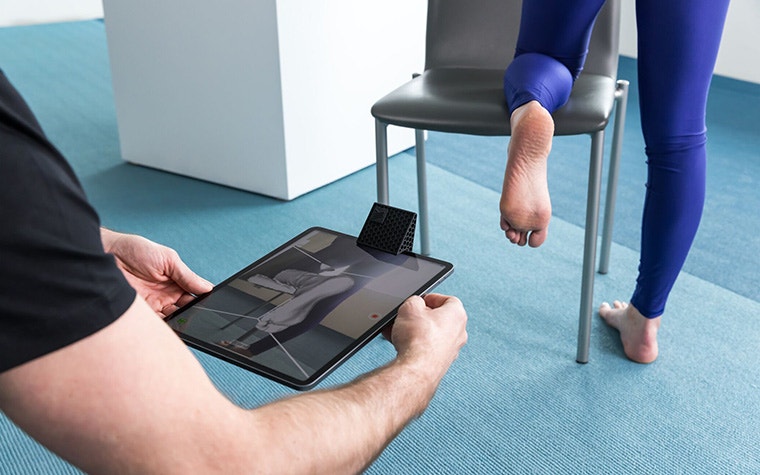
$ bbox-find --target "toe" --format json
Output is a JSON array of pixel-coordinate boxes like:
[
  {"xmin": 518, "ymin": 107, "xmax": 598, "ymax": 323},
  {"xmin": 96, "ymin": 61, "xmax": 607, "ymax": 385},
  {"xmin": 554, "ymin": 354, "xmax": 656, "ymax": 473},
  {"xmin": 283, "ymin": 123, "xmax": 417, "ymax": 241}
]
[{"xmin": 528, "ymin": 228, "xmax": 548, "ymax": 248}]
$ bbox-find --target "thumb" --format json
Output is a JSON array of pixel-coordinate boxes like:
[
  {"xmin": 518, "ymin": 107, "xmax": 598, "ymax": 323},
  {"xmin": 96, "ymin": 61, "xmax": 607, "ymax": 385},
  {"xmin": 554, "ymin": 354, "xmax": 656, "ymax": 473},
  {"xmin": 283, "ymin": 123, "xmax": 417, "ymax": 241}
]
[
  {"xmin": 167, "ymin": 256, "xmax": 213, "ymax": 295},
  {"xmin": 400, "ymin": 294, "xmax": 426, "ymax": 312}
]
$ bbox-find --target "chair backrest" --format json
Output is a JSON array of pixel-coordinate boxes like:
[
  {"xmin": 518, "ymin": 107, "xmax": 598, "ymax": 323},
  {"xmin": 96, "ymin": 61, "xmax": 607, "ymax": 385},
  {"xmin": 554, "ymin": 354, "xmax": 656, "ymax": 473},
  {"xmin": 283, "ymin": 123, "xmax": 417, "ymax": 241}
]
[{"xmin": 424, "ymin": 0, "xmax": 620, "ymax": 79}]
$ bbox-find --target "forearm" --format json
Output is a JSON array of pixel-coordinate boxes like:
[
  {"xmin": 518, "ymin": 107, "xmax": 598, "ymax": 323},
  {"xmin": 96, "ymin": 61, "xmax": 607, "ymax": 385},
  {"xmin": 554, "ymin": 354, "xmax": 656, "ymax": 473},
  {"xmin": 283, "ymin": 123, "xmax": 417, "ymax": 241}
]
[
  {"xmin": 100, "ymin": 227, "xmax": 145, "ymax": 256},
  {"xmin": 99, "ymin": 226, "xmax": 119, "ymax": 250},
  {"xmin": 99, "ymin": 227, "xmax": 140, "ymax": 270},
  {"xmin": 0, "ymin": 297, "xmax": 449, "ymax": 475},
  {"xmin": 251, "ymin": 356, "xmax": 438, "ymax": 474}
]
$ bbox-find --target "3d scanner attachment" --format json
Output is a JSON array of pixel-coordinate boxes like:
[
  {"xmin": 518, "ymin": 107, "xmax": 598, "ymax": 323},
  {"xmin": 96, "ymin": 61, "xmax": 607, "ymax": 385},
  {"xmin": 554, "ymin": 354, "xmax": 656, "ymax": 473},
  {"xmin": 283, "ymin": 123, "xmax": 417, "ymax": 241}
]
[{"xmin": 357, "ymin": 203, "xmax": 416, "ymax": 255}]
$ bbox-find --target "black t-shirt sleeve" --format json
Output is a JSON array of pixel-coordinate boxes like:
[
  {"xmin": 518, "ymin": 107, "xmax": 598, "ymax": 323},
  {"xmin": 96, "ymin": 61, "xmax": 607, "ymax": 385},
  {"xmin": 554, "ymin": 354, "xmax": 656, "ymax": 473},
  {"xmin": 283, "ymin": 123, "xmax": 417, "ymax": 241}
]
[{"xmin": 0, "ymin": 70, "xmax": 136, "ymax": 373}]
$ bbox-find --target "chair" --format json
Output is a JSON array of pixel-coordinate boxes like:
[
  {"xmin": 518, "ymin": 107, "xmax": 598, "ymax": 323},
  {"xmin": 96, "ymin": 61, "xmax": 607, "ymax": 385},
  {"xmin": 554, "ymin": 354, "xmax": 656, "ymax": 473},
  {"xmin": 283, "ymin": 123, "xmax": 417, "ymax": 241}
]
[{"xmin": 371, "ymin": 0, "xmax": 629, "ymax": 363}]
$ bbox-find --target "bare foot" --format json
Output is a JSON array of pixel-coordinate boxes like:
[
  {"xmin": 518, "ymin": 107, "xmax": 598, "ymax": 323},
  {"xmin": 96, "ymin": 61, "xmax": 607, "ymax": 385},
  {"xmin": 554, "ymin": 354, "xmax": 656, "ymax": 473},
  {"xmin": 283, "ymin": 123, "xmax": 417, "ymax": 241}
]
[
  {"xmin": 599, "ymin": 301, "xmax": 661, "ymax": 364},
  {"xmin": 500, "ymin": 101, "xmax": 554, "ymax": 248}
]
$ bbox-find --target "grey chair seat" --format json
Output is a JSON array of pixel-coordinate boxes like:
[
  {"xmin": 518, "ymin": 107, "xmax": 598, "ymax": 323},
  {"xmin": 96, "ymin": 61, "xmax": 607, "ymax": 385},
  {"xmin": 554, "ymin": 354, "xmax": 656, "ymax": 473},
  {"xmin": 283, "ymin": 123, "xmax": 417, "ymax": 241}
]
[{"xmin": 372, "ymin": 68, "xmax": 617, "ymax": 136}]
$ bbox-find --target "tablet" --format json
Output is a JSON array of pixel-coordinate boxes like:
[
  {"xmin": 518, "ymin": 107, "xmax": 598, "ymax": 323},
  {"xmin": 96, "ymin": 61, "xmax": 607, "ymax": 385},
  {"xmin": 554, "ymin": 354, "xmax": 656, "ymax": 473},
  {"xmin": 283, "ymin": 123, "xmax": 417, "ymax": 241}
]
[{"xmin": 165, "ymin": 227, "xmax": 453, "ymax": 390}]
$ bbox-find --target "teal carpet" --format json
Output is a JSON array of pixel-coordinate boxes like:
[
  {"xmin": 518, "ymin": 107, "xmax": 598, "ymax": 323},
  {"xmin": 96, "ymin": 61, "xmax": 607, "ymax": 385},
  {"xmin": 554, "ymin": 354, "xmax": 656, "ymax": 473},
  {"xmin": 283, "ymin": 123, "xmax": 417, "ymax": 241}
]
[{"xmin": 2, "ymin": 20, "xmax": 760, "ymax": 474}]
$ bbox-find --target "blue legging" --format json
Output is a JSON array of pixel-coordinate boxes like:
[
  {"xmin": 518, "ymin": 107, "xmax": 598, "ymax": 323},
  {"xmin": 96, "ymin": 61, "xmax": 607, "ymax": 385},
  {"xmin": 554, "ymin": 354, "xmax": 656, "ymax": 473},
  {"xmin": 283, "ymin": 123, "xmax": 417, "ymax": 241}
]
[{"xmin": 503, "ymin": 0, "xmax": 730, "ymax": 318}]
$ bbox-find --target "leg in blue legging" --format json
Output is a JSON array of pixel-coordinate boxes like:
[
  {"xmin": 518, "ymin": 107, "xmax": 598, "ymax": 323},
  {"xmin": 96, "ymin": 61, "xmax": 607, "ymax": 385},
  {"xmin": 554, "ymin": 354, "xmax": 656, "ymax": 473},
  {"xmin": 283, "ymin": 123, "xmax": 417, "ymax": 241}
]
[
  {"xmin": 632, "ymin": 0, "xmax": 729, "ymax": 317},
  {"xmin": 600, "ymin": 0, "xmax": 729, "ymax": 362},
  {"xmin": 500, "ymin": 0, "xmax": 606, "ymax": 248},
  {"xmin": 502, "ymin": 0, "xmax": 729, "ymax": 361}
]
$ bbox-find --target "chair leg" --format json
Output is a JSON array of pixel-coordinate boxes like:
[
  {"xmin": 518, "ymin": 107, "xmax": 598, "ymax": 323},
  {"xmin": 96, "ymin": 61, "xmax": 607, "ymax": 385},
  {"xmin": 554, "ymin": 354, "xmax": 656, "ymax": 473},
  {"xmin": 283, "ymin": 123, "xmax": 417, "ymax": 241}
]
[
  {"xmin": 415, "ymin": 129, "xmax": 430, "ymax": 256},
  {"xmin": 577, "ymin": 130, "xmax": 605, "ymax": 364},
  {"xmin": 598, "ymin": 79, "xmax": 630, "ymax": 274},
  {"xmin": 375, "ymin": 119, "xmax": 389, "ymax": 204}
]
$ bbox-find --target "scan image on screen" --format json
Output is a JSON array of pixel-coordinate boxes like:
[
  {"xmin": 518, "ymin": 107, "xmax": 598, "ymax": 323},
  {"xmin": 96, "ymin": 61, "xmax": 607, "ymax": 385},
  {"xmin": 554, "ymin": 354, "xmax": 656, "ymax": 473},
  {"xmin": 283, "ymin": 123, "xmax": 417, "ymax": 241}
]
[{"xmin": 167, "ymin": 228, "xmax": 449, "ymax": 385}]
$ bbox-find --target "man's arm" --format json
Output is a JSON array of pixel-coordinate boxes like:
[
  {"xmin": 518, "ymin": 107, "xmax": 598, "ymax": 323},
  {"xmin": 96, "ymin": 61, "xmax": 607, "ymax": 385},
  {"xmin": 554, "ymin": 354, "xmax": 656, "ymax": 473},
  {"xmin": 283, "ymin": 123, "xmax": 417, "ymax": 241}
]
[{"xmin": 0, "ymin": 293, "xmax": 466, "ymax": 474}]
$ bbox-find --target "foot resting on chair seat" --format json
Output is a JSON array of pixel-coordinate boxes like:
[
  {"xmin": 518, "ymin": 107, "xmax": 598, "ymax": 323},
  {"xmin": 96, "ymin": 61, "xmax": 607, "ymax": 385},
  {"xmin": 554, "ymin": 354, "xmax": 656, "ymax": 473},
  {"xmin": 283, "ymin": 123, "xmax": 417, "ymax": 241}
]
[{"xmin": 500, "ymin": 100, "xmax": 554, "ymax": 248}]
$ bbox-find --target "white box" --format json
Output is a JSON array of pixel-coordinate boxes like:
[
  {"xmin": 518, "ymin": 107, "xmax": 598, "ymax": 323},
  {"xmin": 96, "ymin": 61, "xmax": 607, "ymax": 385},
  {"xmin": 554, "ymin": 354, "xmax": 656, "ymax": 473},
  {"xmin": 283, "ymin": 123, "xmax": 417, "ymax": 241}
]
[{"xmin": 103, "ymin": 0, "xmax": 425, "ymax": 199}]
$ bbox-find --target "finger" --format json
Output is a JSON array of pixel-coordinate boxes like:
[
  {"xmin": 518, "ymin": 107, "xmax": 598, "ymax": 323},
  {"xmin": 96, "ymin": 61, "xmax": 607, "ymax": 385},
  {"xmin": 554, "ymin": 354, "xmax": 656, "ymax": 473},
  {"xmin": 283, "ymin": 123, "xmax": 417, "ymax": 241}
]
[
  {"xmin": 175, "ymin": 293, "xmax": 197, "ymax": 309},
  {"xmin": 400, "ymin": 294, "xmax": 425, "ymax": 312},
  {"xmin": 422, "ymin": 293, "xmax": 461, "ymax": 310},
  {"xmin": 160, "ymin": 303, "xmax": 179, "ymax": 318},
  {"xmin": 167, "ymin": 256, "xmax": 214, "ymax": 295}
]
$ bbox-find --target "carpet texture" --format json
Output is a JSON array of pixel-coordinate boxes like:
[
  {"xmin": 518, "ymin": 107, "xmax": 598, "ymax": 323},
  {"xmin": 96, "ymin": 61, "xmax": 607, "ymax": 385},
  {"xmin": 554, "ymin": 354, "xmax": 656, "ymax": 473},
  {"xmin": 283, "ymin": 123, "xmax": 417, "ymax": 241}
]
[{"xmin": 1, "ymin": 20, "xmax": 759, "ymax": 474}]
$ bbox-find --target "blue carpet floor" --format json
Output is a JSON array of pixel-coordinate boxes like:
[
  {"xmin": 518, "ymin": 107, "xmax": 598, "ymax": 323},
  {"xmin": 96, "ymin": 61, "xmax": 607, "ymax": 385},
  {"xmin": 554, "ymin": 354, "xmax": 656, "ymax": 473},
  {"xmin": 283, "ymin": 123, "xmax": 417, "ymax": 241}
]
[{"xmin": 1, "ymin": 20, "xmax": 760, "ymax": 474}]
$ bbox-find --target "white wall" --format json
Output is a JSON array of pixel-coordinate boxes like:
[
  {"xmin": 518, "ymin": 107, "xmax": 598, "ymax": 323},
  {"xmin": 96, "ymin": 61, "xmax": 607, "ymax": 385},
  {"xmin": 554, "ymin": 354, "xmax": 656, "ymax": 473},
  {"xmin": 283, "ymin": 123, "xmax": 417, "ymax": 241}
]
[
  {"xmin": 0, "ymin": 0, "xmax": 102, "ymax": 26},
  {"xmin": 619, "ymin": 0, "xmax": 760, "ymax": 84}
]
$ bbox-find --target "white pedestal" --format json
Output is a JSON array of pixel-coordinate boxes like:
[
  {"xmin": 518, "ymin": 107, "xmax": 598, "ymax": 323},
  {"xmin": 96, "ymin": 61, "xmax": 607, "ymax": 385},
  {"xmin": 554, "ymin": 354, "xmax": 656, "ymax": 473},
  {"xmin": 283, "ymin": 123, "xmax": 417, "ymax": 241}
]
[{"xmin": 102, "ymin": 0, "xmax": 425, "ymax": 200}]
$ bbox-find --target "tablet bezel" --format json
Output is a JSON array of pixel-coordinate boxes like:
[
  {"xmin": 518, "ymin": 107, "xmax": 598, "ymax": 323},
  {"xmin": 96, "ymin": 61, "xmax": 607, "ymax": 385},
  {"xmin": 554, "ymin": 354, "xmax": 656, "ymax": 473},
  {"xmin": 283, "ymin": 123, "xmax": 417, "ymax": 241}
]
[{"xmin": 165, "ymin": 226, "xmax": 453, "ymax": 391}]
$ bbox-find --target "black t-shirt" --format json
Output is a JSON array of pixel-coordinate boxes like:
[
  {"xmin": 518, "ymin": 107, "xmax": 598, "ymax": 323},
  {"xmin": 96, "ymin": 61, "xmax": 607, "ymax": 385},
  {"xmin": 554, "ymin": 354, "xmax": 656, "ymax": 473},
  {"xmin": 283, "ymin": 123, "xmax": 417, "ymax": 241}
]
[{"xmin": 0, "ymin": 70, "xmax": 136, "ymax": 373}]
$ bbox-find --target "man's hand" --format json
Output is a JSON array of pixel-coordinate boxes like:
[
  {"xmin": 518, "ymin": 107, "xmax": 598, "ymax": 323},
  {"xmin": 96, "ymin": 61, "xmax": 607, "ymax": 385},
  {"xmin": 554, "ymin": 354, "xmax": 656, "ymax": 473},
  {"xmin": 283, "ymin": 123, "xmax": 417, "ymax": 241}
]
[
  {"xmin": 384, "ymin": 293, "xmax": 468, "ymax": 388},
  {"xmin": 100, "ymin": 228, "xmax": 213, "ymax": 317}
]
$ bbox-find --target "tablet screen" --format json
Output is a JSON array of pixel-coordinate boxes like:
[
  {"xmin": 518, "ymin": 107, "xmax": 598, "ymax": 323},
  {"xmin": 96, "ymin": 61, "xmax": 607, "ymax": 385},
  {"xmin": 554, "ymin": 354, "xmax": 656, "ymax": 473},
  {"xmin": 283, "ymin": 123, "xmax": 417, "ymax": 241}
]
[{"xmin": 166, "ymin": 227, "xmax": 453, "ymax": 390}]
